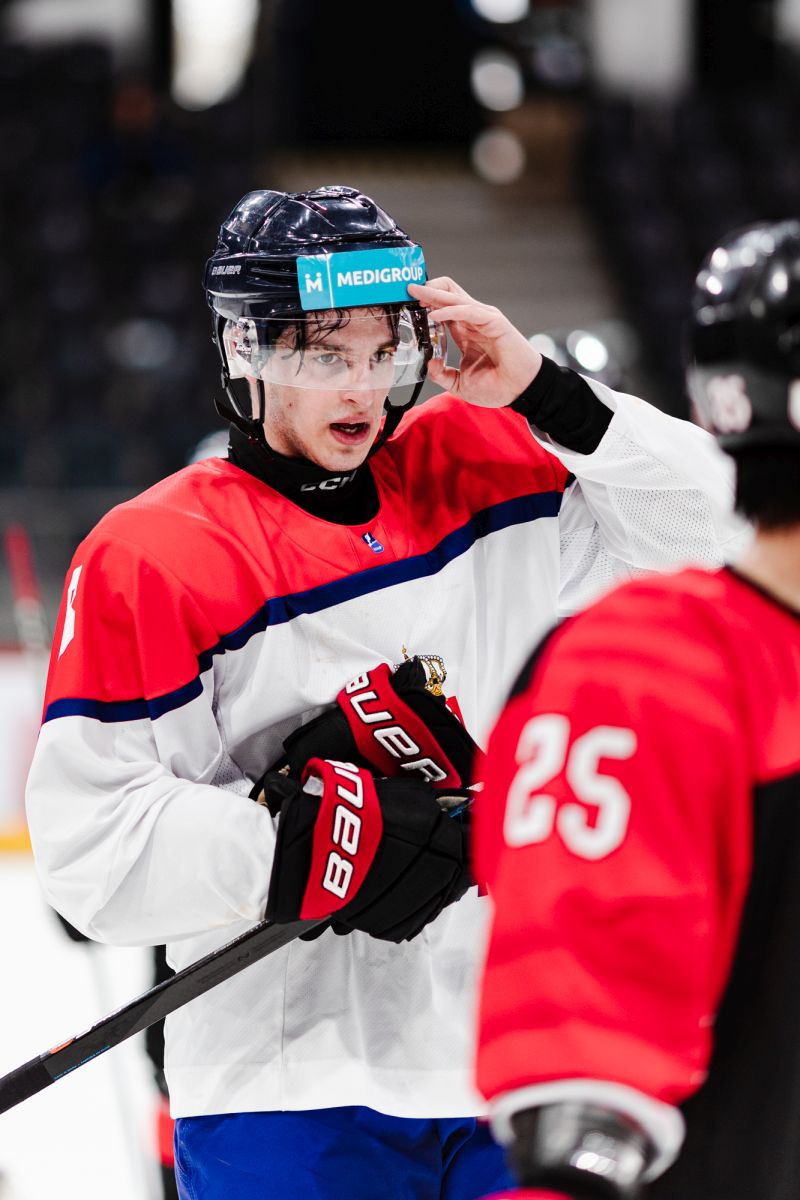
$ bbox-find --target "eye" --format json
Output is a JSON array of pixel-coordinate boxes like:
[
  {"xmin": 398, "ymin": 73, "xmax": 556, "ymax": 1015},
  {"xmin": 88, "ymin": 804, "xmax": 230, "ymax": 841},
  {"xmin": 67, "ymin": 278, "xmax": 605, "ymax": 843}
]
[
  {"xmin": 372, "ymin": 348, "xmax": 394, "ymax": 364},
  {"xmin": 315, "ymin": 352, "xmax": 344, "ymax": 368}
]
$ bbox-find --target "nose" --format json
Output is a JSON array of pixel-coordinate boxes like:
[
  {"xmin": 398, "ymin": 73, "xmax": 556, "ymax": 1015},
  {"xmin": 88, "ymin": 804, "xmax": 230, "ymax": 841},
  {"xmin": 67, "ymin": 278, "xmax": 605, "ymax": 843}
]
[
  {"xmin": 347, "ymin": 356, "xmax": 375, "ymax": 389},
  {"xmin": 339, "ymin": 363, "xmax": 384, "ymax": 406}
]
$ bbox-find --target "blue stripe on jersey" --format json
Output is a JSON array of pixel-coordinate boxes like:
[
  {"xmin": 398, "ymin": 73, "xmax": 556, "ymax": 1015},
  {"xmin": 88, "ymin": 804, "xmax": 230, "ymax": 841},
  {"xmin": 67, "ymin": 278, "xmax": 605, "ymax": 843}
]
[{"xmin": 43, "ymin": 489, "xmax": 562, "ymax": 725}]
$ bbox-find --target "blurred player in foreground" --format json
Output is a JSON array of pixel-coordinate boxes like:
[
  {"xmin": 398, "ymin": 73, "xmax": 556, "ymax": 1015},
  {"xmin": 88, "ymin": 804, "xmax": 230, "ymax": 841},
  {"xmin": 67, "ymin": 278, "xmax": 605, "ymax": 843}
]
[
  {"xmin": 475, "ymin": 219, "xmax": 800, "ymax": 1200},
  {"xmin": 27, "ymin": 186, "xmax": 743, "ymax": 1199}
]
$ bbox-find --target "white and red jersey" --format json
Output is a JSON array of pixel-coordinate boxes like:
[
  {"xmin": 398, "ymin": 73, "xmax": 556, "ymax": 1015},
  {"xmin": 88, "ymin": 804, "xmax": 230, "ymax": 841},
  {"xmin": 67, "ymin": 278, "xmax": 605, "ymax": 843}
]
[
  {"xmin": 476, "ymin": 567, "xmax": 800, "ymax": 1197},
  {"xmin": 26, "ymin": 384, "xmax": 742, "ymax": 1121}
]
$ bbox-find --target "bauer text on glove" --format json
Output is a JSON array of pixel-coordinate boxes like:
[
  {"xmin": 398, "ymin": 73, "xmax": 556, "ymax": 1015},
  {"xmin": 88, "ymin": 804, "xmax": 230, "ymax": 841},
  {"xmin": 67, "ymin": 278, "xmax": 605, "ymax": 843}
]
[{"xmin": 264, "ymin": 758, "xmax": 473, "ymax": 942}]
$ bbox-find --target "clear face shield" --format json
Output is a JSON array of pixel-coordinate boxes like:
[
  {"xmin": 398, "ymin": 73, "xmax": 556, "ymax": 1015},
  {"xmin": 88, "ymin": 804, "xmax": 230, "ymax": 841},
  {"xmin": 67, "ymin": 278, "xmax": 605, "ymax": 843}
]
[{"xmin": 221, "ymin": 305, "xmax": 447, "ymax": 398}]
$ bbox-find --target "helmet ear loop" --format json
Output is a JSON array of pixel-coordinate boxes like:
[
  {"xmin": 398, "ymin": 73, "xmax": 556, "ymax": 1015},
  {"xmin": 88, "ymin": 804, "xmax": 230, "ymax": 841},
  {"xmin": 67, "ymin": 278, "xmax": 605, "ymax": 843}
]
[{"xmin": 213, "ymin": 315, "xmax": 270, "ymax": 444}]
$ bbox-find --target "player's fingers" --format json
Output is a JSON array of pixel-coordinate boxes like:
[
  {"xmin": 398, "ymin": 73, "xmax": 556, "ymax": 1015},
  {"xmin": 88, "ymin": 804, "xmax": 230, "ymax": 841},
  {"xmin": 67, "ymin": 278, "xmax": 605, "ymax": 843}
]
[
  {"xmin": 409, "ymin": 278, "xmax": 474, "ymax": 303},
  {"xmin": 418, "ymin": 302, "xmax": 503, "ymax": 331},
  {"xmin": 426, "ymin": 358, "xmax": 460, "ymax": 390}
]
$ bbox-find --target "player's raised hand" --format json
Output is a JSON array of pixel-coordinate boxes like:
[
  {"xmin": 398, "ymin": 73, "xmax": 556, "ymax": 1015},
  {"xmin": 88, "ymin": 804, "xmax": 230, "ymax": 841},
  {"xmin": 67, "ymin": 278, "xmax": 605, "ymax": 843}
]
[{"xmin": 408, "ymin": 277, "xmax": 542, "ymax": 408}]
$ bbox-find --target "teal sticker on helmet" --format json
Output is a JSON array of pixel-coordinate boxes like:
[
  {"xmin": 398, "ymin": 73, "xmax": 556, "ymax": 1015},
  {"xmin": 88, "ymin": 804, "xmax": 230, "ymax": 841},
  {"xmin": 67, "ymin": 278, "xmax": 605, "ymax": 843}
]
[{"xmin": 296, "ymin": 246, "xmax": 426, "ymax": 311}]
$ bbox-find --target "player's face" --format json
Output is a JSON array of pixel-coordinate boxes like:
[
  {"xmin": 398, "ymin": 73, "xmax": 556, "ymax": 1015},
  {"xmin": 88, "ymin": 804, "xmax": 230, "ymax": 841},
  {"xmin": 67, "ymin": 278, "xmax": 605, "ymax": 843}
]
[{"xmin": 259, "ymin": 311, "xmax": 395, "ymax": 472}]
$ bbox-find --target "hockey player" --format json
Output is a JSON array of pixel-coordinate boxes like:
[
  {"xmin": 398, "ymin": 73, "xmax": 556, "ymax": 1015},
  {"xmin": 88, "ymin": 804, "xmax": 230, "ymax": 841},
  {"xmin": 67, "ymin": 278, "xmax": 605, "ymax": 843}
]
[
  {"xmin": 474, "ymin": 219, "xmax": 800, "ymax": 1200},
  {"xmin": 26, "ymin": 186, "xmax": 743, "ymax": 1200}
]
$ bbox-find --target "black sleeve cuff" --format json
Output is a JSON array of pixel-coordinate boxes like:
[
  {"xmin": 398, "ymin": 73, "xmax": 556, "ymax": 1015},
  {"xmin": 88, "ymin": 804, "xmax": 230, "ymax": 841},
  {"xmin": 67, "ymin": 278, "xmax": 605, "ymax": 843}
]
[{"xmin": 510, "ymin": 355, "xmax": 613, "ymax": 455}]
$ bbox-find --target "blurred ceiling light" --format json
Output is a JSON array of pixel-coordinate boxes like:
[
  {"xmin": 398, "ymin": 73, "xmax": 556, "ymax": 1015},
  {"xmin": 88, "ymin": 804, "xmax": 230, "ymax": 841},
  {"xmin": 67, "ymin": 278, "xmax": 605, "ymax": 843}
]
[
  {"xmin": 471, "ymin": 0, "xmax": 529, "ymax": 24},
  {"xmin": 777, "ymin": 0, "xmax": 800, "ymax": 45},
  {"xmin": 566, "ymin": 331, "xmax": 609, "ymax": 374},
  {"xmin": 769, "ymin": 267, "xmax": 789, "ymax": 296},
  {"xmin": 470, "ymin": 49, "xmax": 524, "ymax": 111},
  {"xmin": 528, "ymin": 333, "xmax": 559, "ymax": 359},
  {"xmin": 4, "ymin": 0, "xmax": 146, "ymax": 61},
  {"xmin": 588, "ymin": 0, "xmax": 692, "ymax": 98},
  {"xmin": 471, "ymin": 128, "xmax": 526, "ymax": 185},
  {"xmin": 172, "ymin": 0, "xmax": 259, "ymax": 110},
  {"xmin": 594, "ymin": 318, "xmax": 639, "ymax": 369}
]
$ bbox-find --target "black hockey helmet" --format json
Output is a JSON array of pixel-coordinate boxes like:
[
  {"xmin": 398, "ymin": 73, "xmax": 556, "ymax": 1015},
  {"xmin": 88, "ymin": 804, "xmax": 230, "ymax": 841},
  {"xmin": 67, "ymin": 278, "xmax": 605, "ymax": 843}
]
[
  {"xmin": 687, "ymin": 220, "xmax": 800, "ymax": 452},
  {"xmin": 203, "ymin": 186, "xmax": 444, "ymax": 451}
]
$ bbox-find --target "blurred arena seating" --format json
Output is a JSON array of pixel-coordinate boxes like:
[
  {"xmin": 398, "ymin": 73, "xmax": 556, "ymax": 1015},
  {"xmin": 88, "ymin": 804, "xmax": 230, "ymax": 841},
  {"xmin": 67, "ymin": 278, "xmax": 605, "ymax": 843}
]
[
  {"xmin": 582, "ymin": 86, "xmax": 800, "ymax": 411},
  {"xmin": 2, "ymin": 7, "xmax": 798, "ymax": 633},
  {"xmin": 0, "ymin": 39, "xmax": 246, "ymax": 491}
]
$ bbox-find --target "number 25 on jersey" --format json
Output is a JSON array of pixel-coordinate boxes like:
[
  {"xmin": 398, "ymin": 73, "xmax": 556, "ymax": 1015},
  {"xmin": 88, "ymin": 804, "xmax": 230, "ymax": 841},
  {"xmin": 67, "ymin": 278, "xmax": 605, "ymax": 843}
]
[{"xmin": 503, "ymin": 714, "xmax": 636, "ymax": 860}]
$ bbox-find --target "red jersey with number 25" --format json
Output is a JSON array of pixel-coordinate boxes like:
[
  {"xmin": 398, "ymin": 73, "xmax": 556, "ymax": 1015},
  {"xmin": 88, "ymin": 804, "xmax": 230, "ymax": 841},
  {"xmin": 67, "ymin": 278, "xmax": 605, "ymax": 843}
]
[{"xmin": 475, "ymin": 566, "xmax": 800, "ymax": 1200}]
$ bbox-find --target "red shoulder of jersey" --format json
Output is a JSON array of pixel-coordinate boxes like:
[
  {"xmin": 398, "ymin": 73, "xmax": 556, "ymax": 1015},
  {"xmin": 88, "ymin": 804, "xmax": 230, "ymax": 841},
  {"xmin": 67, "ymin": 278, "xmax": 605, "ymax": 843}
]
[
  {"xmin": 386, "ymin": 392, "xmax": 570, "ymax": 511},
  {"xmin": 43, "ymin": 461, "xmax": 248, "ymax": 718},
  {"xmin": 44, "ymin": 404, "xmax": 570, "ymax": 720},
  {"xmin": 475, "ymin": 566, "xmax": 800, "ymax": 1107}
]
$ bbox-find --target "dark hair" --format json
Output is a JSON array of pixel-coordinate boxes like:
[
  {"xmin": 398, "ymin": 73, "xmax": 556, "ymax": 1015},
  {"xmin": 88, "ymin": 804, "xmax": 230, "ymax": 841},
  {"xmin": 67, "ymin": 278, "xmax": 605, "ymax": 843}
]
[
  {"xmin": 733, "ymin": 447, "xmax": 800, "ymax": 529},
  {"xmin": 269, "ymin": 304, "xmax": 403, "ymax": 354}
]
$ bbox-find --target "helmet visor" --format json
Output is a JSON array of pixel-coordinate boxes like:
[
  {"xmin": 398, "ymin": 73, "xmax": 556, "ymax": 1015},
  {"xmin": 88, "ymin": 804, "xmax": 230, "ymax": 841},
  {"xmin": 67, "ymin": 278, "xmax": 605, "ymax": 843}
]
[{"xmin": 222, "ymin": 305, "xmax": 446, "ymax": 391}]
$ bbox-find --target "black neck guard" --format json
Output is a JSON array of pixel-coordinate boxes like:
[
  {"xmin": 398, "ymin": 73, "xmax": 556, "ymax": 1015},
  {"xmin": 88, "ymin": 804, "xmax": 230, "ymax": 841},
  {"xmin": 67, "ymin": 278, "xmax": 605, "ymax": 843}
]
[{"xmin": 227, "ymin": 425, "xmax": 380, "ymax": 525}]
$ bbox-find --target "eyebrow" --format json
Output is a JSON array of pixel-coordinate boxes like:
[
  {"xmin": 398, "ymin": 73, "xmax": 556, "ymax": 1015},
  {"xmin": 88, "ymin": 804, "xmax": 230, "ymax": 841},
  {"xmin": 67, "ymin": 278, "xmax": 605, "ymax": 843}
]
[{"xmin": 312, "ymin": 339, "xmax": 396, "ymax": 352}]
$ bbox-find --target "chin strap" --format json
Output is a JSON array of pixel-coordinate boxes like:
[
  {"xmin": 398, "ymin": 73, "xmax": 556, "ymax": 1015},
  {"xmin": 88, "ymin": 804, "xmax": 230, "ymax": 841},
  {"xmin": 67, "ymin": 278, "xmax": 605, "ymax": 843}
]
[{"xmin": 368, "ymin": 379, "xmax": 425, "ymax": 458}]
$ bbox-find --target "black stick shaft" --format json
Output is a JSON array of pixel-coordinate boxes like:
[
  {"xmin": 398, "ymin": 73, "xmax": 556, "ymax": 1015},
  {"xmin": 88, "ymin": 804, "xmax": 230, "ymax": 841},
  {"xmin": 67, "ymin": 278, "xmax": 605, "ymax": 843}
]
[{"xmin": 0, "ymin": 916, "xmax": 322, "ymax": 1115}]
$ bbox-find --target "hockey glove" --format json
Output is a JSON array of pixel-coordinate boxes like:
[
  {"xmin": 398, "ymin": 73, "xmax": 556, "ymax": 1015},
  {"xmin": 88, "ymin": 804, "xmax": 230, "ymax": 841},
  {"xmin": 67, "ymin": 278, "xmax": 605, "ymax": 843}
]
[
  {"xmin": 254, "ymin": 658, "xmax": 478, "ymax": 796},
  {"xmin": 265, "ymin": 758, "xmax": 473, "ymax": 943}
]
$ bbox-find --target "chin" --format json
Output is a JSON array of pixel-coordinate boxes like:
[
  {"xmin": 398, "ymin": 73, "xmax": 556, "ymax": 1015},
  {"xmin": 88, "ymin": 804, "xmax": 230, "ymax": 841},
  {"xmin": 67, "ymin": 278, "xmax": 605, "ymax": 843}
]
[{"xmin": 316, "ymin": 440, "xmax": 375, "ymax": 473}]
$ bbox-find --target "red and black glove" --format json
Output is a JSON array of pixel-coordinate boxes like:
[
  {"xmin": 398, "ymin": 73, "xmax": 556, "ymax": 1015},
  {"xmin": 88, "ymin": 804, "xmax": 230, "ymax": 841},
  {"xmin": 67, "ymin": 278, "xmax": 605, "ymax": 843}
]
[
  {"xmin": 264, "ymin": 758, "xmax": 473, "ymax": 943},
  {"xmin": 255, "ymin": 657, "xmax": 478, "ymax": 795}
]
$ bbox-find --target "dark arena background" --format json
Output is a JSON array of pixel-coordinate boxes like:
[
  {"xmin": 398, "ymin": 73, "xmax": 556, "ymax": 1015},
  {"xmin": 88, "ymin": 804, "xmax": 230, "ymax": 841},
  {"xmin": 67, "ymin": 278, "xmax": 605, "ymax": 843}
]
[{"xmin": 0, "ymin": 1, "xmax": 797, "ymax": 1195}]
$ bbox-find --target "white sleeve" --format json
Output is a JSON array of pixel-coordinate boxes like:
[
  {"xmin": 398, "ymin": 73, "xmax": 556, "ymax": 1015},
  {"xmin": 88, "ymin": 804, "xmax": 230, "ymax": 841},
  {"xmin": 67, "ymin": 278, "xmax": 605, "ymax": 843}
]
[
  {"xmin": 534, "ymin": 378, "xmax": 751, "ymax": 616},
  {"xmin": 24, "ymin": 532, "xmax": 277, "ymax": 948},
  {"xmin": 26, "ymin": 701, "xmax": 277, "ymax": 946}
]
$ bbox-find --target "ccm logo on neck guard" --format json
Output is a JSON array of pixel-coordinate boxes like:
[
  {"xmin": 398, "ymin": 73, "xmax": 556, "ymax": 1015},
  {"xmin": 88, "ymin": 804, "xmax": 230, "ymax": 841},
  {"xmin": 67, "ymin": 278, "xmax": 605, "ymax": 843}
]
[
  {"xmin": 299, "ymin": 759, "xmax": 383, "ymax": 919},
  {"xmin": 338, "ymin": 664, "xmax": 459, "ymax": 786},
  {"xmin": 300, "ymin": 471, "xmax": 356, "ymax": 492}
]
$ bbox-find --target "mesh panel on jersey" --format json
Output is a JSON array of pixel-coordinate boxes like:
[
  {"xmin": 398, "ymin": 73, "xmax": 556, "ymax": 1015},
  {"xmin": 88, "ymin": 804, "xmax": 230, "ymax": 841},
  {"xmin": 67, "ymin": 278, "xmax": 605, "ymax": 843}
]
[
  {"xmin": 558, "ymin": 427, "xmax": 726, "ymax": 615},
  {"xmin": 558, "ymin": 526, "xmax": 633, "ymax": 615},
  {"xmin": 600, "ymin": 429, "xmax": 725, "ymax": 567},
  {"xmin": 210, "ymin": 752, "xmax": 252, "ymax": 795}
]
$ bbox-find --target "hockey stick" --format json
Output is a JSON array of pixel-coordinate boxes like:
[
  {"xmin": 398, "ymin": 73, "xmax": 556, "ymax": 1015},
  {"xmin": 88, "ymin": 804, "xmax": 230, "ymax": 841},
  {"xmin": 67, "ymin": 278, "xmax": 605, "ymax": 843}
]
[
  {"xmin": 0, "ymin": 915, "xmax": 323, "ymax": 1115},
  {"xmin": 0, "ymin": 790, "xmax": 472, "ymax": 1115}
]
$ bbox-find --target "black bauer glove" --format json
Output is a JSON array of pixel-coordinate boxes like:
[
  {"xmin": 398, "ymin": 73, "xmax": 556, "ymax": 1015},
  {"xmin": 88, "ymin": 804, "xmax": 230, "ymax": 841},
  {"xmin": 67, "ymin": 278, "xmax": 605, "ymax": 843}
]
[
  {"xmin": 254, "ymin": 658, "xmax": 479, "ymax": 795},
  {"xmin": 265, "ymin": 758, "xmax": 473, "ymax": 943}
]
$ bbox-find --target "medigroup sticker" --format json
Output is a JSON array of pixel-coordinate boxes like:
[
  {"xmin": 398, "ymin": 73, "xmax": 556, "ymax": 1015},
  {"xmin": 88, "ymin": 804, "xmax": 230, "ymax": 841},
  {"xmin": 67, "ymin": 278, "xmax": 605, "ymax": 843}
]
[{"xmin": 297, "ymin": 246, "xmax": 426, "ymax": 311}]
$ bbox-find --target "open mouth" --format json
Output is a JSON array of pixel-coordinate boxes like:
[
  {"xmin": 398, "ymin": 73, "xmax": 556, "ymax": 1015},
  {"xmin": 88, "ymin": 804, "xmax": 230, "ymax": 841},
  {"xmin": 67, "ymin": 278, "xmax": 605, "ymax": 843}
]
[{"xmin": 330, "ymin": 421, "xmax": 371, "ymax": 444}]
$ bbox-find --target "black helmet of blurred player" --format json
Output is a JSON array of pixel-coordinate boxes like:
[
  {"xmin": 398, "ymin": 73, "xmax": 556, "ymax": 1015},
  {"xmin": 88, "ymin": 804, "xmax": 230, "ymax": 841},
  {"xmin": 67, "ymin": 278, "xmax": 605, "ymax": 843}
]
[
  {"xmin": 687, "ymin": 220, "xmax": 800, "ymax": 452},
  {"xmin": 688, "ymin": 220, "xmax": 800, "ymax": 528},
  {"xmin": 203, "ymin": 186, "xmax": 444, "ymax": 456}
]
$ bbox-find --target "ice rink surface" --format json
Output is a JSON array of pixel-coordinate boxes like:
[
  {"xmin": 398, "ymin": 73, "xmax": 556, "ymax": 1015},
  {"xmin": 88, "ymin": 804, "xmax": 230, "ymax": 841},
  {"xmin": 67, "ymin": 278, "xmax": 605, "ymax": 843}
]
[{"xmin": 0, "ymin": 856, "xmax": 162, "ymax": 1199}]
